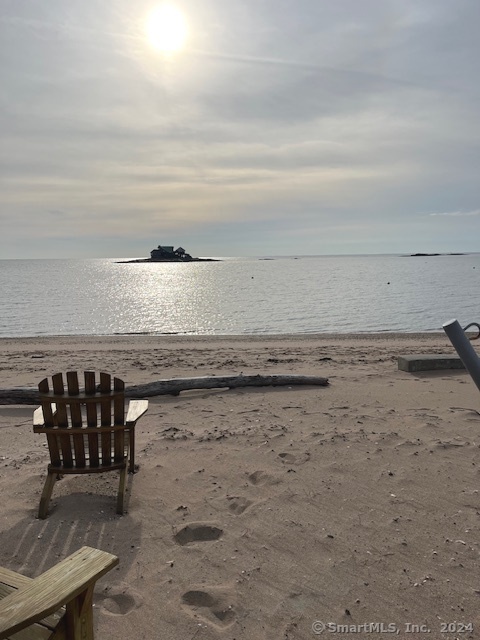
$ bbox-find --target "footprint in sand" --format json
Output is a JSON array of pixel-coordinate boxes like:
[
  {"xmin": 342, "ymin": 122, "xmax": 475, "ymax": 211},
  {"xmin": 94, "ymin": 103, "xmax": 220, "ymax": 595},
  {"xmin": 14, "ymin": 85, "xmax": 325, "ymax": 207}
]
[
  {"xmin": 248, "ymin": 470, "xmax": 274, "ymax": 485},
  {"xmin": 96, "ymin": 583, "xmax": 143, "ymax": 616},
  {"xmin": 226, "ymin": 496, "xmax": 254, "ymax": 515},
  {"xmin": 181, "ymin": 587, "xmax": 236, "ymax": 628},
  {"xmin": 174, "ymin": 523, "xmax": 223, "ymax": 546},
  {"xmin": 277, "ymin": 451, "xmax": 311, "ymax": 465}
]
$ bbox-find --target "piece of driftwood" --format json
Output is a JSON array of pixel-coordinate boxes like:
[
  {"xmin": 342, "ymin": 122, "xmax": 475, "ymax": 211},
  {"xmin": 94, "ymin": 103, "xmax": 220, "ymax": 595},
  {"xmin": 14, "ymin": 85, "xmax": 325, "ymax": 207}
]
[
  {"xmin": 0, "ymin": 374, "xmax": 328, "ymax": 405},
  {"xmin": 127, "ymin": 374, "xmax": 329, "ymax": 397}
]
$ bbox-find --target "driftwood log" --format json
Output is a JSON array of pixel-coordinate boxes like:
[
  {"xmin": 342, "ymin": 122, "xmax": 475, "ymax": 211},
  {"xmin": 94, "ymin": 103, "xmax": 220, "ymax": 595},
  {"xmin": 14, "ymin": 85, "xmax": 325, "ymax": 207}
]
[{"xmin": 0, "ymin": 374, "xmax": 328, "ymax": 405}]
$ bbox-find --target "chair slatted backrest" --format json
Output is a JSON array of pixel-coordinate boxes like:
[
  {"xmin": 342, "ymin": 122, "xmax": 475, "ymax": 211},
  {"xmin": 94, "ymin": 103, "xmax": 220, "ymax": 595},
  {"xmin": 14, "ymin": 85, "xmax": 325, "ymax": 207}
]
[{"xmin": 38, "ymin": 371, "xmax": 126, "ymax": 469}]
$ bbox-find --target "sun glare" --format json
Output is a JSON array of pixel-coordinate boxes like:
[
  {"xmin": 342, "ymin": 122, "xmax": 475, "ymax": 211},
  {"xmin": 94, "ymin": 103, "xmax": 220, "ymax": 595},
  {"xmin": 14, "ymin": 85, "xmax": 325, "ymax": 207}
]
[{"xmin": 146, "ymin": 4, "xmax": 188, "ymax": 54}]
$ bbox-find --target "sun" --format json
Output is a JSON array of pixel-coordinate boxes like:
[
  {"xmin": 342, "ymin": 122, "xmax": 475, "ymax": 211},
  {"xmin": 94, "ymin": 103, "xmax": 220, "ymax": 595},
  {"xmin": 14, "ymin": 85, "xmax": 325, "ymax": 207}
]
[{"xmin": 146, "ymin": 4, "xmax": 188, "ymax": 54}]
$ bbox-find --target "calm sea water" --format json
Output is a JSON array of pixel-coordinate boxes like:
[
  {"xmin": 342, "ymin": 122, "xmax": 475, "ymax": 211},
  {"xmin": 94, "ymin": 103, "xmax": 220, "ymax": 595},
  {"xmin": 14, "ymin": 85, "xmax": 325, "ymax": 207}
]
[{"xmin": 1, "ymin": 254, "xmax": 479, "ymax": 337}]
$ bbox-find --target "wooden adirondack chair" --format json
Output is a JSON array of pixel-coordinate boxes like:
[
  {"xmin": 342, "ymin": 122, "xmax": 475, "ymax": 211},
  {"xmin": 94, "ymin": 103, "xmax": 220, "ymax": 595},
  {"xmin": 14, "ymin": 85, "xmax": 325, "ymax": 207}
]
[
  {"xmin": 0, "ymin": 546, "xmax": 118, "ymax": 640},
  {"xmin": 33, "ymin": 371, "xmax": 148, "ymax": 519}
]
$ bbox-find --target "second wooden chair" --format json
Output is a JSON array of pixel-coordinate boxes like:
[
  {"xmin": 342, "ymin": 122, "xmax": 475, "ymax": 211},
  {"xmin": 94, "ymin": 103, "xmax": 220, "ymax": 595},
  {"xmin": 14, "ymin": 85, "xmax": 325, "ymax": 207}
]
[{"xmin": 33, "ymin": 371, "xmax": 148, "ymax": 519}]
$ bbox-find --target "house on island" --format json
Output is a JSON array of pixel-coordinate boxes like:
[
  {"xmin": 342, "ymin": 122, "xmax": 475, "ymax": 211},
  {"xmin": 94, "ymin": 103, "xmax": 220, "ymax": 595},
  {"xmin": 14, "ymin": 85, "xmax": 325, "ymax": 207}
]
[{"xmin": 150, "ymin": 245, "xmax": 193, "ymax": 261}]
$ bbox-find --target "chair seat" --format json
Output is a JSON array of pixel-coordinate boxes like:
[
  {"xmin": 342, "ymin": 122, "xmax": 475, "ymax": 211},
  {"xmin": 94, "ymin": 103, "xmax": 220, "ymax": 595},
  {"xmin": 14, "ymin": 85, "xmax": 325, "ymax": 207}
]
[{"xmin": 47, "ymin": 456, "xmax": 127, "ymax": 474}]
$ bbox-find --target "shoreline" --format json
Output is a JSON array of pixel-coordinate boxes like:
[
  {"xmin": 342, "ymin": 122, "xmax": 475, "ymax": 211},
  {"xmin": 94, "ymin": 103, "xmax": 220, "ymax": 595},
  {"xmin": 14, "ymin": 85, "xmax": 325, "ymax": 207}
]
[{"xmin": 0, "ymin": 330, "xmax": 451, "ymax": 343}]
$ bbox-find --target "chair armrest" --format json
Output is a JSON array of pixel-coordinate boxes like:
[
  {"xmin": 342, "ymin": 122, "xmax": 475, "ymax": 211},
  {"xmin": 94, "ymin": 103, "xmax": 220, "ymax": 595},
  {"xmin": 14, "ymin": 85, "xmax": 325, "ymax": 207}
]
[
  {"xmin": 33, "ymin": 406, "xmax": 44, "ymax": 427},
  {"xmin": 0, "ymin": 566, "xmax": 31, "ymax": 590},
  {"xmin": 0, "ymin": 546, "xmax": 118, "ymax": 639},
  {"xmin": 33, "ymin": 404, "xmax": 57, "ymax": 428},
  {"xmin": 126, "ymin": 399, "xmax": 148, "ymax": 424}
]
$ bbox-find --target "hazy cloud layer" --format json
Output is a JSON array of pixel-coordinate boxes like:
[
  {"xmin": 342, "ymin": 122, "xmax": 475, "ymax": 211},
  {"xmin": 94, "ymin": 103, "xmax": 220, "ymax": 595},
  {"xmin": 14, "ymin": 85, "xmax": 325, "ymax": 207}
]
[{"xmin": 1, "ymin": 0, "xmax": 479, "ymax": 257}]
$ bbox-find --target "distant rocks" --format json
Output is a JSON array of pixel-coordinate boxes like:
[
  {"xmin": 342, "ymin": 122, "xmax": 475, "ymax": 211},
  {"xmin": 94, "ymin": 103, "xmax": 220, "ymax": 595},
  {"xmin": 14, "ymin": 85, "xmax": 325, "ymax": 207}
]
[{"xmin": 407, "ymin": 253, "xmax": 466, "ymax": 257}]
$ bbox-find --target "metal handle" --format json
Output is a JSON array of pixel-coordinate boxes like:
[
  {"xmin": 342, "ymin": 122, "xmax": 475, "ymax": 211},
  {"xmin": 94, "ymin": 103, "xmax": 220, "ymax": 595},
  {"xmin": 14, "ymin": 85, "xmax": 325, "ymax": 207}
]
[{"xmin": 462, "ymin": 322, "xmax": 480, "ymax": 340}]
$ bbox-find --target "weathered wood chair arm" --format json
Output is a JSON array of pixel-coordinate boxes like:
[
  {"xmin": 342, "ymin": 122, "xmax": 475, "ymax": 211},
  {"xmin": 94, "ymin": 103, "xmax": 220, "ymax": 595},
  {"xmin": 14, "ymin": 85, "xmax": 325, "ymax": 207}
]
[
  {"xmin": 33, "ymin": 404, "xmax": 57, "ymax": 427},
  {"xmin": 0, "ymin": 546, "xmax": 118, "ymax": 639},
  {"xmin": 125, "ymin": 399, "xmax": 149, "ymax": 424},
  {"xmin": 33, "ymin": 400, "xmax": 148, "ymax": 427}
]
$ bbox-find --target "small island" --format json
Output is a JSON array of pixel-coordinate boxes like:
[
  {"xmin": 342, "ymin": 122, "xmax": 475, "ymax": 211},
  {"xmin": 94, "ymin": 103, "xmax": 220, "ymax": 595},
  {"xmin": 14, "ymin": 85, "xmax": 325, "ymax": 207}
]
[
  {"xmin": 118, "ymin": 245, "xmax": 220, "ymax": 263},
  {"xmin": 405, "ymin": 253, "xmax": 466, "ymax": 257}
]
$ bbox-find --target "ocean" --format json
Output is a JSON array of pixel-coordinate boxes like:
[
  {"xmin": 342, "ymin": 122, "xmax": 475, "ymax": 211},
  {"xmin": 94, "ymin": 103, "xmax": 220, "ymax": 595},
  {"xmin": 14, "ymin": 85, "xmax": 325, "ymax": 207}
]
[{"xmin": 1, "ymin": 254, "xmax": 479, "ymax": 337}]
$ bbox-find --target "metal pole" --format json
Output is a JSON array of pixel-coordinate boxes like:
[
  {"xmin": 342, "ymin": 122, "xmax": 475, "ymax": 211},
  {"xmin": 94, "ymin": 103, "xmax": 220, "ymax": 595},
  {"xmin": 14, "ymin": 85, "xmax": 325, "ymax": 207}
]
[{"xmin": 443, "ymin": 318, "xmax": 480, "ymax": 392}]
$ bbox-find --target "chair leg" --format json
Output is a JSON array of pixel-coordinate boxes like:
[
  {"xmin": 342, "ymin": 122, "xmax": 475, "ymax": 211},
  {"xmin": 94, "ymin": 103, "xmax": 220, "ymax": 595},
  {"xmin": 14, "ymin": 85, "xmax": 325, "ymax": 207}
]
[
  {"xmin": 38, "ymin": 472, "xmax": 57, "ymax": 519},
  {"xmin": 116, "ymin": 465, "xmax": 127, "ymax": 515},
  {"xmin": 128, "ymin": 427, "xmax": 136, "ymax": 473},
  {"xmin": 64, "ymin": 585, "xmax": 94, "ymax": 640}
]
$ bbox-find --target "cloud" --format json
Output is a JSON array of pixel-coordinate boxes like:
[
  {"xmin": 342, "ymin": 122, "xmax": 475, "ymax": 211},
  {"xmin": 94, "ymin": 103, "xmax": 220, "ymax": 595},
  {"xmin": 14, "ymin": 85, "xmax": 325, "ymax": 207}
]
[{"xmin": 429, "ymin": 210, "xmax": 480, "ymax": 217}]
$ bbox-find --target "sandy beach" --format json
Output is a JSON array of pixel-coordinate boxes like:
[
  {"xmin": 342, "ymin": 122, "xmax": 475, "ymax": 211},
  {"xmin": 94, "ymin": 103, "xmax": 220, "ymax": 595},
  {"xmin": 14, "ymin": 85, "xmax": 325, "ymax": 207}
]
[{"xmin": 0, "ymin": 333, "xmax": 479, "ymax": 639}]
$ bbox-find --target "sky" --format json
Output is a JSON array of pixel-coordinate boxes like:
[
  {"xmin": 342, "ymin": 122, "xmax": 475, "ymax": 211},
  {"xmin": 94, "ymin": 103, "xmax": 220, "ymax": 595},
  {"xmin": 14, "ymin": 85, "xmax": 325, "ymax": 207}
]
[{"xmin": 1, "ymin": 0, "xmax": 480, "ymax": 258}]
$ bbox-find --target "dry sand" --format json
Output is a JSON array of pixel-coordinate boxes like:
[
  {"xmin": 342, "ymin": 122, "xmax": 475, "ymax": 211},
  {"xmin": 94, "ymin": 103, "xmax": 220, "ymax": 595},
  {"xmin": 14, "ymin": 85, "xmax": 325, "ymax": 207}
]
[{"xmin": 0, "ymin": 333, "xmax": 479, "ymax": 639}]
